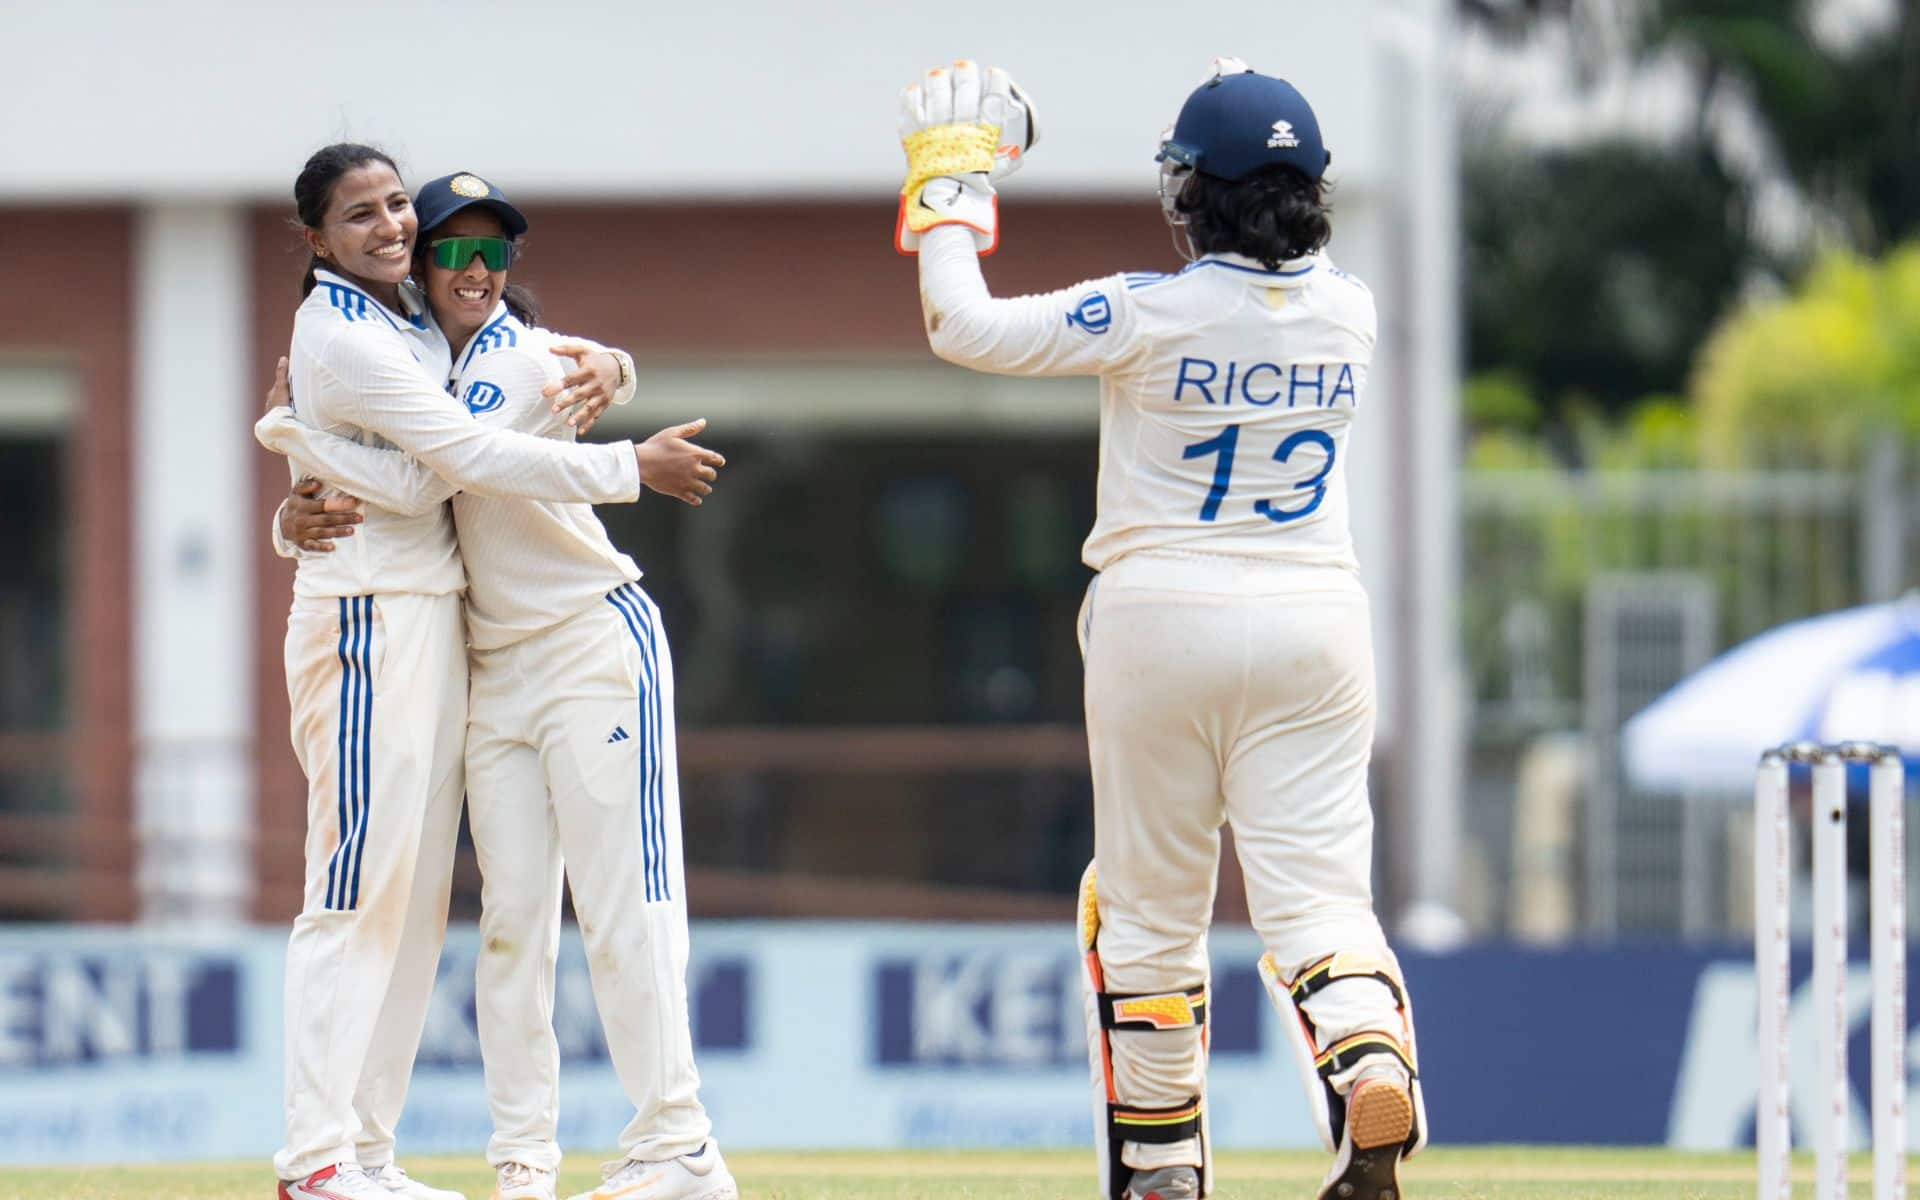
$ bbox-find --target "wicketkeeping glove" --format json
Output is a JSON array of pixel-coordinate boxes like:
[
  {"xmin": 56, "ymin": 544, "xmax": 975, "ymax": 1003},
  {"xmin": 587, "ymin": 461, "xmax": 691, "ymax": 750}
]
[{"xmin": 895, "ymin": 60, "xmax": 1039, "ymax": 255}]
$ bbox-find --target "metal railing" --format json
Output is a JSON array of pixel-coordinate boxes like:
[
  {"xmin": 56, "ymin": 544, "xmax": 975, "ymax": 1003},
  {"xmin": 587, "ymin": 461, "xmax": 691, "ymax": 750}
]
[{"xmin": 1463, "ymin": 443, "xmax": 1918, "ymax": 939}]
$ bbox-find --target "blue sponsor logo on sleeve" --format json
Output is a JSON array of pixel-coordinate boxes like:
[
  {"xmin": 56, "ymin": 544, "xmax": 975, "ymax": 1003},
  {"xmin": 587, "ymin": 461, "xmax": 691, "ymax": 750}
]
[
  {"xmin": 1065, "ymin": 292, "xmax": 1113, "ymax": 336},
  {"xmin": 463, "ymin": 380, "xmax": 505, "ymax": 414}
]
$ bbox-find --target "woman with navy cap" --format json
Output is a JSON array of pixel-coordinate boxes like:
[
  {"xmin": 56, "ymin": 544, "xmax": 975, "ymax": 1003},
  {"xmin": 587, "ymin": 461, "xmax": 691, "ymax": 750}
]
[
  {"xmin": 264, "ymin": 164, "xmax": 733, "ymax": 1200},
  {"xmin": 893, "ymin": 60, "xmax": 1428, "ymax": 1200}
]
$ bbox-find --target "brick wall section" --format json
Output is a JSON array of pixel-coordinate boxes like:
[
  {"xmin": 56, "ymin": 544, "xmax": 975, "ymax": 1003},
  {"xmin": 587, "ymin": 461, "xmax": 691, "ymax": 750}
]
[
  {"xmin": 248, "ymin": 210, "xmax": 310, "ymax": 920},
  {"xmin": 0, "ymin": 208, "xmax": 135, "ymax": 919},
  {"xmin": 487, "ymin": 199, "xmax": 1170, "ymax": 357}
]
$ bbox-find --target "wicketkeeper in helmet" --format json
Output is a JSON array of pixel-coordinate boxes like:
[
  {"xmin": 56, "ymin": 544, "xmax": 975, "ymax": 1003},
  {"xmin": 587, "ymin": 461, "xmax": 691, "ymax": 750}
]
[{"xmin": 896, "ymin": 59, "xmax": 1428, "ymax": 1200}]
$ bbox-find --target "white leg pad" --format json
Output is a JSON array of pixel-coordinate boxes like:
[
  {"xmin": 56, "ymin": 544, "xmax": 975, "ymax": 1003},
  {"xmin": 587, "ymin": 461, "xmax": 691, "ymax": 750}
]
[
  {"xmin": 1079, "ymin": 861, "xmax": 1213, "ymax": 1199},
  {"xmin": 1258, "ymin": 950, "xmax": 1428, "ymax": 1159}
]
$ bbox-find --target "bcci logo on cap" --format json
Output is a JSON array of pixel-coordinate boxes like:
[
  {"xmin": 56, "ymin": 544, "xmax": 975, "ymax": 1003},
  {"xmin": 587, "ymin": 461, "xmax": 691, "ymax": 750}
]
[
  {"xmin": 1267, "ymin": 120, "xmax": 1300, "ymax": 150},
  {"xmin": 449, "ymin": 173, "xmax": 491, "ymax": 198}
]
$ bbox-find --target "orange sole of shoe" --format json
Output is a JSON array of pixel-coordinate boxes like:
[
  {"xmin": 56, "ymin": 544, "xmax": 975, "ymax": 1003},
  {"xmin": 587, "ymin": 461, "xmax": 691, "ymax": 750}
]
[{"xmin": 1348, "ymin": 1078, "xmax": 1414, "ymax": 1149}]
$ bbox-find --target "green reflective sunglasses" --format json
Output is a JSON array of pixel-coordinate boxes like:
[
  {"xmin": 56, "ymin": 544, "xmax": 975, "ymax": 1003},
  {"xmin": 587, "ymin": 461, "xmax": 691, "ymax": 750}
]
[{"xmin": 428, "ymin": 236, "xmax": 515, "ymax": 271}]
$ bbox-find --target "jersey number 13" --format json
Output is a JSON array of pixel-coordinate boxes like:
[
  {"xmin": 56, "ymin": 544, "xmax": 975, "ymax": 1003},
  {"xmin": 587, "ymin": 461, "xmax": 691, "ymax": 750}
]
[{"xmin": 1182, "ymin": 424, "xmax": 1335, "ymax": 524}]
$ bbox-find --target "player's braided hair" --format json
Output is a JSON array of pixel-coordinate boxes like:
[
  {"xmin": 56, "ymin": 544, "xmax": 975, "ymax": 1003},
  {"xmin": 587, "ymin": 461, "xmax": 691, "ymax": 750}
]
[
  {"xmin": 293, "ymin": 143, "xmax": 402, "ymax": 297},
  {"xmin": 1177, "ymin": 164, "xmax": 1331, "ymax": 270}
]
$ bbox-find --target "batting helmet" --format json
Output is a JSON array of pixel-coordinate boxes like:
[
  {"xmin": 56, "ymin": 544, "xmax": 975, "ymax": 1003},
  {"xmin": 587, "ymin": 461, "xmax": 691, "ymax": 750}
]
[{"xmin": 1156, "ymin": 66, "xmax": 1330, "ymax": 183}]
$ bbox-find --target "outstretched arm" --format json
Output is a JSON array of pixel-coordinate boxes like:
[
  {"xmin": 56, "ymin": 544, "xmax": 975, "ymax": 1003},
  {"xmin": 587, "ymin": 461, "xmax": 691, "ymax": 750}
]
[
  {"xmin": 898, "ymin": 62, "xmax": 1147, "ymax": 378},
  {"xmin": 918, "ymin": 228, "xmax": 1146, "ymax": 377},
  {"xmin": 257, "ymin": 405, "xmax": 457, "ymax": 518},
  {"xmin": 254, "ymin": 356, "xmax": 452, "ymax": 519},
  {"xmin": 325, "ymin": 325, "xmax": 642, "ymax": 503}
]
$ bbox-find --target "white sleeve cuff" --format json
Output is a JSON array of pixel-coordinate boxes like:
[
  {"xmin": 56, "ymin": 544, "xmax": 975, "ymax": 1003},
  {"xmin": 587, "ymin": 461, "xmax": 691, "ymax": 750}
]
[
  {"xmin": 609, "ymin": 441, "xmax": 642, "ymax": 501},
  {"xmin": 269, "ymin": 497, "xmax": 302, "ymax": 560},
  {"xmin": 611, "ymin": 349, "xmax": 638, "ymax": 407}
]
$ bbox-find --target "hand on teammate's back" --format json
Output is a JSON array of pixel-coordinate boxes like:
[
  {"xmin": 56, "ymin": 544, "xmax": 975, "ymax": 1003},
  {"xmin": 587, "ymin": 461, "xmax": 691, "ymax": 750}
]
[
  {"xmin": 284, "ymin": 477, "xmax": 364, "ymax": 553},
  {"xmin": 635, "ymin": 419, "xmax": 725, "ymax": 506},
  {"xmin": 544, "ymin": 342, "xmax": 625, "ymax": 434}
]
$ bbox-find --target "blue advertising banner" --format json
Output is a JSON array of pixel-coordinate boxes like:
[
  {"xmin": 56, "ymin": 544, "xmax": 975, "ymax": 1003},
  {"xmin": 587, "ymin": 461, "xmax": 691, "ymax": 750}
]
[{"xmin": 0, "ymin": 923, "xmax": 1914, "ymax": 1164}]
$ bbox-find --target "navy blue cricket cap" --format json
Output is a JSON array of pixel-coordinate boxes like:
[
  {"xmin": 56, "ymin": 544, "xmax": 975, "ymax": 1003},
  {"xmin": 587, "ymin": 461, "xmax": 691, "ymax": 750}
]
[
  {"xmin": 412, "ymin": 171, "xmax": 529, "ymax": 238},
  {"xmin": 1157, "ymin": 70, "xmax": 1330, "ymax": 184}
]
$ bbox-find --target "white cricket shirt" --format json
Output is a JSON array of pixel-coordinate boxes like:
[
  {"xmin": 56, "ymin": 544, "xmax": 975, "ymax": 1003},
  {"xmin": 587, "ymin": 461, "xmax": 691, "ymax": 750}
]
[
  {"xmin": 919, "ymin": 225, "xmax": 1374, "ymax": 573},
  {"xmin": 261, "ymin": 301, "xmax": 644, "ymax": 650},
  {"xmin": 446, "ymin": 308, "xmax": 642, "ymax": 651},
  {"xmin": 269, "ymin": 270, "xmax": 641, "ymax": 600}
]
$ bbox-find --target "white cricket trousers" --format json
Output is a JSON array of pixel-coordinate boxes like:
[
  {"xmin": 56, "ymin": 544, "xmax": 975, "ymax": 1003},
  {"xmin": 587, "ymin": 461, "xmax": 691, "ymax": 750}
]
[
  {"xmin": 466, "ymin": 582, "xmax": 710, "ymax": 1171},
  {"xmin": 276, "ymin": 591, "xmax": 467, "ymax": 1181},
  {"xmin": 1080, "ymin": 550, "xmax": 1404, "ymax": 1148}
]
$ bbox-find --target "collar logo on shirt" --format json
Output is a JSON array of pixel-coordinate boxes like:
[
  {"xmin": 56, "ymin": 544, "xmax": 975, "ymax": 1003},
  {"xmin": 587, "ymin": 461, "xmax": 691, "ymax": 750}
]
[
  {"xmin": 1267, "ymin": 120, "xmax": 1299, "ymax": 149},
  {"xmin": 1065, "ymin": 291, "xmax": 1112, "ymax": 336},
  {"xmin": 463, "ymin": 380, "xmax": 505, "ymax": 414}
]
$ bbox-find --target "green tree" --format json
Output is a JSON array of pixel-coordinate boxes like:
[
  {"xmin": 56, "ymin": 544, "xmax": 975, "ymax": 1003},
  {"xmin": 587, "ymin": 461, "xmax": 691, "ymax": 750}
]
[
  {"xmin": 1465, "ymin": 137, "xmax": 1756, "ymax": 422},
  {"xmin": 1694, "ymin": 241, "xmax": 1920, "ymax": 462},
  {"xmin": 1635, "ymin": 0, "xmax": 1920, "ymax": 250}
]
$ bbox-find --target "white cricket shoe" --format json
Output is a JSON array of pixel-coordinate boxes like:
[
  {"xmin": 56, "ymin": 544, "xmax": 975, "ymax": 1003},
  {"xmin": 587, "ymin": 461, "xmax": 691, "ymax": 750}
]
[
  {"xmin": 370, "ymin": 1164, "xmax": 467, "ymax": 1200},
  {"xmin": 280, "ymin": 1164, "xmax": 401, "ymax": 1200},
  {"xmin": 565, "ymin": 1143, "xmax": 737, "ymax": 1200},
  {"xmin": 492, "ymin": 1162, "xmax": 558, "ymax": 1200}
]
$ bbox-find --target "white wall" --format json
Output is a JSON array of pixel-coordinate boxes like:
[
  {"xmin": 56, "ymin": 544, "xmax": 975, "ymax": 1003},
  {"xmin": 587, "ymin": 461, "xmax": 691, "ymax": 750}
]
[
  {"xmin": 4, "ymin": 0, "xmax": 1417, "ymax": 200},
  {"xmin": 132, "ymin": 206, "xmax": 256, "ymax": 923}
]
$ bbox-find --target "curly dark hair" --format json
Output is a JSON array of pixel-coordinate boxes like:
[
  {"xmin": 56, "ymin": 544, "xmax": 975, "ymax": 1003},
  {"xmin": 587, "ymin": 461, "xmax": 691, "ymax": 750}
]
[{"xmin": 1177, "ymin": 164, "xmax": 1332, "ymax": 269}]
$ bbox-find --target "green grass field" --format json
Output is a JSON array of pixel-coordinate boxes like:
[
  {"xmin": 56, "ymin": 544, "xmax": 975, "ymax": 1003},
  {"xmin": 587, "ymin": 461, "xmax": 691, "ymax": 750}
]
[{"xmin": 10, "ymin": 1148, "xmax": 1916, "ymax": 1200}]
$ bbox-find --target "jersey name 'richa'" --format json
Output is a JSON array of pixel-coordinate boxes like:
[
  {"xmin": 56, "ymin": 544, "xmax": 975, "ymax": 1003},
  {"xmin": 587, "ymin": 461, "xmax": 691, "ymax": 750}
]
[
  {"xmin": 1170, "ymin": 356, "xmax": 1360, "ymax": 409},
  {"xmin": 919, "ymin": 231, "xmax": 1375, "ymax": 572}
]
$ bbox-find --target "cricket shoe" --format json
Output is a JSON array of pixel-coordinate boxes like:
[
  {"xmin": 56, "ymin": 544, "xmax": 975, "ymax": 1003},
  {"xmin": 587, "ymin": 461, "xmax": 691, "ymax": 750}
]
[
  {"xmin": 370, "ymin": 1164, "xmax": 467, "ymax": 1200},
  {"xmin": 565, "ymin": 1142, "xmax": 737, "ymax": 1200},
  {"xmin": 492, "ymin": 1162, "xmax": 558, "ymax": 1200},
  {"xmin": 279, "ymin": 1164, "xmax": 401, "ymax": 1200},
  {"xmin": 1122, "ymin": 1165, "xmax": 1200, "ymax": 1199},
  {"xmin": 1317, "ymin": 1071, "xmax": 1415, "ymax": 1200}
]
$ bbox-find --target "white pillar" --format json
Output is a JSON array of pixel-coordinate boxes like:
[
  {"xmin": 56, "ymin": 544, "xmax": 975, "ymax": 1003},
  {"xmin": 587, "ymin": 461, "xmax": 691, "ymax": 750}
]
[
  {"xmin": 1376, "ymin": 0, "xmax": 1466, "ymax": 941},
  {"xmin": 132, "ymin": 202, "xmax": 255, "ymax": 924}
]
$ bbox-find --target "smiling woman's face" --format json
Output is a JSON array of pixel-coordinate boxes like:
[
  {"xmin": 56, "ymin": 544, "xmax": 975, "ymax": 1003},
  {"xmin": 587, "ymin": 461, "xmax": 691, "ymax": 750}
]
[
  {"xmin": 421, "ymin": 208, "xmax": 510, "ymax": 345},
  {"xmin": 312, "ymin": 162, "xmax": 416, "ymax": 290}
]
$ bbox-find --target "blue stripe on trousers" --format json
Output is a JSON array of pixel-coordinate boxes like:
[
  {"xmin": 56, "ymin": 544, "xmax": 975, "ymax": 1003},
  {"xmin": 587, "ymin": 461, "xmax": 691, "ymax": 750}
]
[
  {"xmin": 613, "ymin": 584, "xmax": 666, "ymax": 901},
  {"xmin": 348, "ymin": 596, "xmax": 373, "ymax": 908},
  {"xmin": 605, "ymin": 585, "xmax": 667, "ymax": 901},
  {"xmin": 632, "ymin": 589, "xmax": 669, "ymax": 900},
  {"xmin": 327, "ymin": 598, "xmax": 352, "ymax": 909},
  {"xmin": 342, "ymin": 597, "xmax": 364, "ymax": 910},
  {"xmin": 323, "ymin": 597, "xmax": 375, "ymax": 912},
  {"xmin": 605, "ymin": 586, "xmax": 659, "ymax": 900}
]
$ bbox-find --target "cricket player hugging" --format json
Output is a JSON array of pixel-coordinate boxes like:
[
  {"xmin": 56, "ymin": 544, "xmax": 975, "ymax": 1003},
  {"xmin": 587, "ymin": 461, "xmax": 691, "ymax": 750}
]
[{"xmin": 896, "ymin": 60, "xmax": 1428, "ymax": 1200}]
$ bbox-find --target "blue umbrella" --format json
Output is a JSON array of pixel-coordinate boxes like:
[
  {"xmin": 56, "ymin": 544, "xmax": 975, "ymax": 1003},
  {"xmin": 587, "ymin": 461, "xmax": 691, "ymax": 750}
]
[{"xmin": 1621, "ymin": 597, "xmax": 1920, "ymax": 791}]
